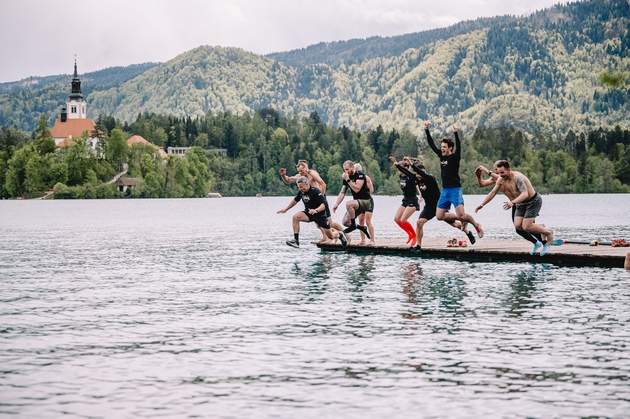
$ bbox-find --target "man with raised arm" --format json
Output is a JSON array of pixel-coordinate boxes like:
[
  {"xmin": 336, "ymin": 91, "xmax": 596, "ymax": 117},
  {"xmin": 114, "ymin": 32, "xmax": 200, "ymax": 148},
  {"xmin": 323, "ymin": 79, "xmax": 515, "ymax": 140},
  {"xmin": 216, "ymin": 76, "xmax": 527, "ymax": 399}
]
[
  {"xmin": 475, "ymin": 162, "xmax": 547, "ymax": 253},
  {"xmin": 332, "ymin": 160, "xmax": 372, "ymax": 240},
  {"xmin": 279, "ymin": 159, "xmax": 344, "ymax": 237},
  {"xmin": 277, "ymin": 176, "xmax": 347, "ymax": 248},
  {"xmin": 475, "ymin": 160, "xmax": 554, "ymax": 255},
  {"xmin": 424, "ymin": 120, "xmax": 483, "ymax": 242},
  {"xmin": 391, "ymin": 157, "xmax": 468, "ymax": 250}
]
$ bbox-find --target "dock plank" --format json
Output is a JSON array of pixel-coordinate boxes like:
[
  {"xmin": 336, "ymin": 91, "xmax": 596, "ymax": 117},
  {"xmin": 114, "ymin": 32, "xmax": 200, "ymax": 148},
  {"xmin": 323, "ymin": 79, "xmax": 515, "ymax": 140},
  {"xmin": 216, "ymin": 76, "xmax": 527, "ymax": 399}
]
[{"xmin": 315, "ymin": 238, "xmax": 629, "ymax": 269}]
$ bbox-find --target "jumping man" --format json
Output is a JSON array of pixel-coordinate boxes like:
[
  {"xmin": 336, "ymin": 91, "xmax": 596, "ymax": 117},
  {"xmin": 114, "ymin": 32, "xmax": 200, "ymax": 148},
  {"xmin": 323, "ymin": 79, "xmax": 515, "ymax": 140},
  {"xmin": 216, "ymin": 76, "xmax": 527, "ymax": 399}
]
[
  {"xmin": 332, "ymin": 160, "xmax": 372, "ymax": 240},
  {"xmin": 475, "ymin": 160, "xmax": 554, "ymax": 255},
  {"xmin": 424, "ymin": 120, "xmax": 483, "ymax": 242},
  {"xmin": 277, "ymin": 176, "xmax": 347, "ymax": 248},
  {"xmin": 393, "ymin": 158, "xmax": 466, "ymax": 250}
]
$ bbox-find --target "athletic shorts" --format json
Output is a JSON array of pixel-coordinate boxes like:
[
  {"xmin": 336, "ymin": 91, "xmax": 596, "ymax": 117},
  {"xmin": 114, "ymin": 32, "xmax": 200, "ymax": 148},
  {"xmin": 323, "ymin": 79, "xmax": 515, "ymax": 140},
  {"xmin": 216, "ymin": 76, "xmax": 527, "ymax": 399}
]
[
  {"xmin": 437, "ymin": 187, "xmax": 464, "ymax": 210},
  {"xmin": 514, "ymin": 193, "xmax": 542, "ymax": 219},
  {"xmin": 401, "ymin": 196, "xmax": 420, "ymax": 210},
  {"xmin": 419, "ymin": 200, "xmax": 437, "ymax": 221},
  {"xmin": 356, "ymin": 198, "xmax": 374, "ymax": 214},
  {"xmin": 304, "ymin": 210, "xmax": 330, "ymax": 229}
]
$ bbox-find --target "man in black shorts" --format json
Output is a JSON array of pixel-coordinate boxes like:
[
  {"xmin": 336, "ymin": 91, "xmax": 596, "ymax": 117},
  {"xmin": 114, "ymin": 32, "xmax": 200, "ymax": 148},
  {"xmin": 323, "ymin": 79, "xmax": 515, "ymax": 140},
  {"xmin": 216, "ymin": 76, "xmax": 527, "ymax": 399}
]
[
  {"xmin": 277, "ymin": 177, "xmax": 347, "ymax": 248},
  {"xmin": 475, "ymin": 160, "xmax": 554, "ymax": 255},
  {"xmin": 332, "ymin": 160, "xmax": 372, "ymax": 239},
  {"xmin": 279, "ymin": 159, "xmax": 344, "ymax": 240}
]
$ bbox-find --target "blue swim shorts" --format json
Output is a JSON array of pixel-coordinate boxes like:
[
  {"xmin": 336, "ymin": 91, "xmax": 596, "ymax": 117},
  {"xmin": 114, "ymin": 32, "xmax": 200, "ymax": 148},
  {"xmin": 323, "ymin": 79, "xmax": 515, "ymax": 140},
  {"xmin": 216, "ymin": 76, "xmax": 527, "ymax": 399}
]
[{"xmin": 437, "ymin": 187, "xmax": 464, "ymax": 210}]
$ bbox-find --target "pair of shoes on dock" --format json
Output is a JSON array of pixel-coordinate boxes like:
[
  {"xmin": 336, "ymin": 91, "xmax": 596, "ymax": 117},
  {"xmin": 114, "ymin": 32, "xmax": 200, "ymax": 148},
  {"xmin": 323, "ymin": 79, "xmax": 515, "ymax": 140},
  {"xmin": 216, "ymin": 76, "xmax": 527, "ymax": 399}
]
[{"xmin": 447, "ymin": 238, "xmax": 467, "ymax": 248}]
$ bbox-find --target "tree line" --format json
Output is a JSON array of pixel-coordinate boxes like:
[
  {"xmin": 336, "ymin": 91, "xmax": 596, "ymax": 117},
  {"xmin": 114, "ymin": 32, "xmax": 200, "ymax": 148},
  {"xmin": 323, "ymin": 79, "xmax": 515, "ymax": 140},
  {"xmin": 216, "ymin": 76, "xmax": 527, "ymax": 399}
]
[{"xmin": 1, "ymin": 109, "xmax": 628, "ymax": 199}]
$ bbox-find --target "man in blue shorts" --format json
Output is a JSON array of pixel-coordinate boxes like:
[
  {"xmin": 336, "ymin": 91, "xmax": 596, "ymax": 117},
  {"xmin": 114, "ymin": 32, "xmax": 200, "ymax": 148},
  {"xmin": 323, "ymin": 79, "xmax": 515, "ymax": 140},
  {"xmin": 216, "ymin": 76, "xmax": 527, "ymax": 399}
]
[{"xmin": 424, "ymin": 120, "xmax": 483, "ymax": 241}]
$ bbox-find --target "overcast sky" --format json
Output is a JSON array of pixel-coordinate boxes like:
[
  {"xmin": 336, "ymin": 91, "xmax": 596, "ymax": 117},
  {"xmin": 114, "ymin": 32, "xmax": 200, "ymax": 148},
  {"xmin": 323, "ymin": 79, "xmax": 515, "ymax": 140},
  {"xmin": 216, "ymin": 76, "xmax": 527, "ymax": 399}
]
[{"xmin": 0, "ymin": 0, "xmax": 563, "ymax": 82}]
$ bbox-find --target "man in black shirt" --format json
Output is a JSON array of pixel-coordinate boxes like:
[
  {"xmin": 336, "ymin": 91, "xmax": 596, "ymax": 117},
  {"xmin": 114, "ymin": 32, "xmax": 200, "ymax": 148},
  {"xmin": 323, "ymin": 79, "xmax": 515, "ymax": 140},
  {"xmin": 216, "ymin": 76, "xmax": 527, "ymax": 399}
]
[
  {"xmin": 424, "ymin": 121, "xmax": 483, "ymax": 242},
  {"xmin": 277, "ymin": 176, "xmax": 347, "ymax": 248},
  {"xmin": 332, "ymin": 160, "xmax": 372, "ymax": 240}
]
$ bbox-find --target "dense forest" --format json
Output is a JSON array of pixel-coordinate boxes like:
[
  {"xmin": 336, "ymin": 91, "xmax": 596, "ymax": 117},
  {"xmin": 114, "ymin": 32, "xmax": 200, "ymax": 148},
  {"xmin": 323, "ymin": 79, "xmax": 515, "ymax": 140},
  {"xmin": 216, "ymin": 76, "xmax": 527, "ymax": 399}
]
[{"xmin": 1, "ymin": 109, "xmax": 628, "ymax": 199}]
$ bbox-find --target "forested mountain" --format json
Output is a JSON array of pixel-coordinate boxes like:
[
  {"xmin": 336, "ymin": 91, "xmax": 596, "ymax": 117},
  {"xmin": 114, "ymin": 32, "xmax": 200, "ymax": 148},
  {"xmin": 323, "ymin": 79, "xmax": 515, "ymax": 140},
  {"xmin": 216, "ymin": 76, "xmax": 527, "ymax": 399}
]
[
  {"xmin": 1, "ymin": 0, "xmax": 628, "ymax": 140},
  {"xmin": 0, "ymin": 63, "xmax": 158, "ymax": 130}
]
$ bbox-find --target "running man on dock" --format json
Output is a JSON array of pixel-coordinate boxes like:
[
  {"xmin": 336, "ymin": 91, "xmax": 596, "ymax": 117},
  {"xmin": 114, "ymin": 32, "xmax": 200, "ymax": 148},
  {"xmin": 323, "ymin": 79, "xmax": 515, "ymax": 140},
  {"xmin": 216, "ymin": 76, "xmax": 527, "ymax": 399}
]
[
  {"xmin": 332, "ymin": 160, "xmax": 373, "ymax": 241},
  {"xmin": 424, "ymin": 121, "xmax": 483, "ymax": 243},
  {"xmin": 354, "ymin": 163, "xmax": 376, "ymax": 245},
  {"xmin": 277, "ymin": 176, "xmax": 347, "ymax": 248},
  {"xmin": 475, "ymin": 160, "xmax": 554, "ymax": 255},
  {"xmin": 475, "ymin": 162, "xmax": 546, "ymax": 254},
  {"xmin": 279, "ymin": 160, "xmax": 344, "ymax": 239}
]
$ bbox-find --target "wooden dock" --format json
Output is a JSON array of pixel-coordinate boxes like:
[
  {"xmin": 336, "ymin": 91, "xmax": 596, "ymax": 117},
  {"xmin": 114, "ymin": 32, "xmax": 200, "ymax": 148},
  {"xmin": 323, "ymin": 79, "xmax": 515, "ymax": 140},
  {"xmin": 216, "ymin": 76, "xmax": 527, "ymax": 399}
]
[{"xmin": 316, "ymin": 238, "xmax": 630, "ymax": 269}]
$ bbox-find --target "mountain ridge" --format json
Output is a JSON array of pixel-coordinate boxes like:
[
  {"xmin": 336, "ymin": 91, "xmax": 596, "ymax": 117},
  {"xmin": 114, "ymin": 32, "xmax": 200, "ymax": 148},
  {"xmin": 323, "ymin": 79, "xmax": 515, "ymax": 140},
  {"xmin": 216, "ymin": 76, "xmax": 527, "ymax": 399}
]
[{"xmin": 1, "ymin": 0, "xmax": 628, "ymax": 138}]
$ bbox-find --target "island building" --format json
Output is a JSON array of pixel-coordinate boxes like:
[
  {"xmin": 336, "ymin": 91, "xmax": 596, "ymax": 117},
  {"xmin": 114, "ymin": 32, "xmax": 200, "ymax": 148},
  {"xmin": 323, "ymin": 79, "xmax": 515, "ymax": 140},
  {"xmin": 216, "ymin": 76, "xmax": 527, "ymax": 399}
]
[{"xmin": 50, "ymin": 60, "xmax": 98, "ymax": 149}]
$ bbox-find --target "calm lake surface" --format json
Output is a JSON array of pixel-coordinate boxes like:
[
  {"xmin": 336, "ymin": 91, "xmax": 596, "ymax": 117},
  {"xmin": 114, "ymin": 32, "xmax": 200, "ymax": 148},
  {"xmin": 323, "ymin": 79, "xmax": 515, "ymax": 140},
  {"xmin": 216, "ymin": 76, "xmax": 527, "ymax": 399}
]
[{"xmin": 1, "ymin": 195, "xmax": 629, "ymax": 418}]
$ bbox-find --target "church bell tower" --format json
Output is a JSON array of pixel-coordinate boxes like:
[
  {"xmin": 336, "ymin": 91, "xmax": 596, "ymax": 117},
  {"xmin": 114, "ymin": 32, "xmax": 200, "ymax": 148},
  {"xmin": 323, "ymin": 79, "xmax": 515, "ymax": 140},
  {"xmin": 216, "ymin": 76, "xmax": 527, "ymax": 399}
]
[{"xmin": 67, "ymin": 59, "xmax": 87, "ymax": 119}]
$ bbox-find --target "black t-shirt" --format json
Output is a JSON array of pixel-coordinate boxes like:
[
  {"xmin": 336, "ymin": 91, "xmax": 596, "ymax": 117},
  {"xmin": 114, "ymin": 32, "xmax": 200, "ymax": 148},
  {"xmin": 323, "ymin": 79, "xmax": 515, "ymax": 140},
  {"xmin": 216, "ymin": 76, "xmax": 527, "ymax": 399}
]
[
  {"xmin": 399, "ymin": 173, "xmax": 418, "ymax": 198},
  {"xmin": 426, "ymin": 129, "xmax": 461, "ymax": 188},
  {"xmin": 417, "ymin": 172, "xmax": 440, "ymax": 203},
  {"xmin": 342, "ymin": 171, "xmax": 371, "ymax": 200},
  {"xmin": 294, "ymin": 186, "xmax": 326, "ymax": 211}
]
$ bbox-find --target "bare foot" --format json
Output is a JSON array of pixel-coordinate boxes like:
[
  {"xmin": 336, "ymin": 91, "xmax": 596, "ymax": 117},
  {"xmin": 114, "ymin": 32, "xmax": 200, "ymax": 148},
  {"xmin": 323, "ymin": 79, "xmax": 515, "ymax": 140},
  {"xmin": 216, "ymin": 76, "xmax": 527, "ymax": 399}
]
[
  {"xmin": 475, "ymin": 223, "xmax": 484, "ymax": 238},
  {"xmin": 359, "ymin": 240, "xmax": 366, "ymax": 245},
  {"xmin": 368, "ymin": 240, "xmax": 376, "ymax": 246}
]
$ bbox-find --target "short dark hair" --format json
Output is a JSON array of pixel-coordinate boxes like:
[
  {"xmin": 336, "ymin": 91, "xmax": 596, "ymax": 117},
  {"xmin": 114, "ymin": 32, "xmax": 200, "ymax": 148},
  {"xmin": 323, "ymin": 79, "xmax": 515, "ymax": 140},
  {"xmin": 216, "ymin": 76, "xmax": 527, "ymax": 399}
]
[
  {"xmin": 441, "ymin": 138, "xmax": 454, "ymax": 149},
  {"xmin": 495, "ymin": 160, "xmax": 510, "ymax": 169}
]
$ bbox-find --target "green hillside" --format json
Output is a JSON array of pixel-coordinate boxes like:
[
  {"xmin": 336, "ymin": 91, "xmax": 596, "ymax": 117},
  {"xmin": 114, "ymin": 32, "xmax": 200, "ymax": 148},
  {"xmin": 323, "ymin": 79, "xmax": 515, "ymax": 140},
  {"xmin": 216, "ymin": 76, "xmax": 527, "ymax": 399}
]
[
  {"xmin": 0, "ymin": 63, "xmax": 158, "ymax": 131},
  {"xmin": 1, "ymin": 0, "xmax": 629, "ymax": 139}
]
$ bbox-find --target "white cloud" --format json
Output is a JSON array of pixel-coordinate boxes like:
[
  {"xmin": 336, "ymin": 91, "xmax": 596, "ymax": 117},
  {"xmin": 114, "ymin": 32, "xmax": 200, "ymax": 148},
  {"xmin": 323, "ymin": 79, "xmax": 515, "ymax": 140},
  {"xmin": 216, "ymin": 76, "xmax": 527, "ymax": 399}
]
[{"xmin": 0, "ymin": 0, "xmax": 562, "ymax": 82}]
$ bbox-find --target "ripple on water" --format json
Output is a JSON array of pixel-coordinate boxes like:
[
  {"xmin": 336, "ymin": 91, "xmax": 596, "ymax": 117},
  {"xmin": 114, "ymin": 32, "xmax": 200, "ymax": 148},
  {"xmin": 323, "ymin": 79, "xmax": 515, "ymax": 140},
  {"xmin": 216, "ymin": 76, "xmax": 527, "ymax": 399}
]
[{"xmin": 1, "ymin": 197, "xmax": 629, "ymax": 418}]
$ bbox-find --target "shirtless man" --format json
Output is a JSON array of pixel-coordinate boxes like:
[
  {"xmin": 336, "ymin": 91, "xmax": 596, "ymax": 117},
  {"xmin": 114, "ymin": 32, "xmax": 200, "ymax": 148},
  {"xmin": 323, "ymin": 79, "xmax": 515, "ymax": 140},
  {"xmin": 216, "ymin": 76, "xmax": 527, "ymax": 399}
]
[
  {"xmin": 475, "ymin": 160, "xmax": 554, "ymax": 255},
  {"xmin": 475, "ymin": 162, "xmax": 546, "ymax": 254}
]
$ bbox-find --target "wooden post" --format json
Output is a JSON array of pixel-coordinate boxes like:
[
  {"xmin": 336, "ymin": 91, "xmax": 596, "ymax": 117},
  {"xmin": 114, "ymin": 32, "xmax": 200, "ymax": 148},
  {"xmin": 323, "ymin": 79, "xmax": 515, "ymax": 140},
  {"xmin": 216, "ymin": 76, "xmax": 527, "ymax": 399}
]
[{"xmin": 625, "ymin": 252, "xmax": 630, "ymax": 271}]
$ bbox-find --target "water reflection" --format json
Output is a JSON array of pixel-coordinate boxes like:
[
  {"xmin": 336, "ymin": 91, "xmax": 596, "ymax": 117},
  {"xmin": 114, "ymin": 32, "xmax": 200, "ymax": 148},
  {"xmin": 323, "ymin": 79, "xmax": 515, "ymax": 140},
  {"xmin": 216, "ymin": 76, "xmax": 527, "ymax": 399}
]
[
  {"xmin": 301, "ymin": 255, "xmax": 334, "ymax": 302},
  {"xmin": 347, "ymin": 255, "xmax": 375, "ymax": 302},
  {"xmin": 401, "ymin": 262, "xmax": 424, "ymax": 320},
  {"xmin": 506, "ymin": 265, "xmax": 550, "ymax": 317},
  {"xmin": 398, "ymin": 262, "xmax": 470, "ymax": 329}
]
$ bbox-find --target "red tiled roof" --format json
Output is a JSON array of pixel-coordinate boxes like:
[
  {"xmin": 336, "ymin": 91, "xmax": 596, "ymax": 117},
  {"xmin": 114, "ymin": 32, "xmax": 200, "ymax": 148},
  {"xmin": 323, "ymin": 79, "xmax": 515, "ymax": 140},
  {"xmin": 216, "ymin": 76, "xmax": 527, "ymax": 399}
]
[{"xmin": 51, "ymin": 118, "xmax": 96, "ymax": 140}]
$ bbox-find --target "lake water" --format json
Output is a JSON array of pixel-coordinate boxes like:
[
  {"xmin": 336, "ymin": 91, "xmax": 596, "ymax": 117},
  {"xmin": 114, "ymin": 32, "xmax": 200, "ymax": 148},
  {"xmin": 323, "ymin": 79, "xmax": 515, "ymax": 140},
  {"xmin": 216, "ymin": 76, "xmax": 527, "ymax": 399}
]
[{"xmin": 1, "ymin": 195, "xmax": 629, "ymax": 418}]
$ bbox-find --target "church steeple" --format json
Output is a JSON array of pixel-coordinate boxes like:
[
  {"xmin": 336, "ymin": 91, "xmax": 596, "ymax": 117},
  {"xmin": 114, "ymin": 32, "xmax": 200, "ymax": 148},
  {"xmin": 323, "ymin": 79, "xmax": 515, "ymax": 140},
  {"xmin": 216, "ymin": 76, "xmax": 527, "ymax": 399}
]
[
  {"xmin": 66, "ymin": 58, "xmax": 86, "ymax": 119},
  {"xmin": 69, "ymin": 58, "xmax": 83, "ymax": 100}
]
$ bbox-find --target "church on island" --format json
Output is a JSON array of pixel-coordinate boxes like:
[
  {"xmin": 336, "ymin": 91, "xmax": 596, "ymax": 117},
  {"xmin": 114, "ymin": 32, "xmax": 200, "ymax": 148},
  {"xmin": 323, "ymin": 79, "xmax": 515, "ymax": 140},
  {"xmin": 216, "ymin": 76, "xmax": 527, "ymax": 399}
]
[{"xmin": 50, "ymin": 61, "xmax": 98, "ymax": 150}]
